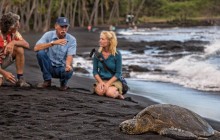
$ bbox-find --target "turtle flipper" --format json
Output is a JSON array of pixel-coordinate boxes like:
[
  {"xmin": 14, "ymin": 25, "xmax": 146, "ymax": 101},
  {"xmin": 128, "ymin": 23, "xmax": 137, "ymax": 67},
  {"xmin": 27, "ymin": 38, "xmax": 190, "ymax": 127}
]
[{"xmin": 159, "ymin": 127, "xmax": 198, "ymax": 139}]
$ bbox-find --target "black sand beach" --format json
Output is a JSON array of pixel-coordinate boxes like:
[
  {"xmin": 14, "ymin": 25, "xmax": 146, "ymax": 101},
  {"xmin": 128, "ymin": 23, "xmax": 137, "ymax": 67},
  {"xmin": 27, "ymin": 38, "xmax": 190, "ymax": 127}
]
[{"xmin": 0, "ymin": 27, "xmax": 220, "ymax": 140}]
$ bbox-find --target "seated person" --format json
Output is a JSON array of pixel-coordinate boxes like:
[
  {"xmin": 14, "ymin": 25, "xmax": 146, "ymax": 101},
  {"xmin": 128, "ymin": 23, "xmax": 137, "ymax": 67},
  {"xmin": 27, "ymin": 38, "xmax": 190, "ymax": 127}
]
[
  {"xmin": 0, "ymin": 12, "xmax": 30, "ymax": 87},
  {"xmin": 93, "ymin": 31, "xmax": 124, "ymax": 99}
]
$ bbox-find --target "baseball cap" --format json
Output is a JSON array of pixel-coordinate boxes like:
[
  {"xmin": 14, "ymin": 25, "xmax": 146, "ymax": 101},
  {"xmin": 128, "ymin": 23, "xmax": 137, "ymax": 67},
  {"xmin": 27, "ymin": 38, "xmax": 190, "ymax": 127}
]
[{"xmin": 56, "ymin": 17, "xmax": 69, "ymax": 26}]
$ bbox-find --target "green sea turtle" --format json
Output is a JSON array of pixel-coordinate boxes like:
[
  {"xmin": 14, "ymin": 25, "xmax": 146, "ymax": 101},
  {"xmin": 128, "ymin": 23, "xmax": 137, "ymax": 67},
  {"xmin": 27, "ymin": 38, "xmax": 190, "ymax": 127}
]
[{"xmin": 119, "ymin": 104, "xmax": 220, "ymax": 139}]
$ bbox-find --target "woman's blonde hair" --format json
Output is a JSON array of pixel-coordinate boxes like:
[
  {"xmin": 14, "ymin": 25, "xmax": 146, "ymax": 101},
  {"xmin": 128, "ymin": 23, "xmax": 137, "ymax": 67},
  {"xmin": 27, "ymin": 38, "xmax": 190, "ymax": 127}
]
[{"xmin": 99, "ymin": 31, "xmax": 117, "ymax": 56}]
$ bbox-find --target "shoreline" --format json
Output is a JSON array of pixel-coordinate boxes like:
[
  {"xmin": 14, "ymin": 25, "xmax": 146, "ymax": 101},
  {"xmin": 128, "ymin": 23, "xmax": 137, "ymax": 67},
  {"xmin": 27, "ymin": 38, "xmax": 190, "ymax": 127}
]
[
  {"xmin": 1, "ymin": 27, "xmax": 220, "ymax": 139},
  {"xmin": 127, "ymin": 79, "xmax": 220, "ymax": 122}
]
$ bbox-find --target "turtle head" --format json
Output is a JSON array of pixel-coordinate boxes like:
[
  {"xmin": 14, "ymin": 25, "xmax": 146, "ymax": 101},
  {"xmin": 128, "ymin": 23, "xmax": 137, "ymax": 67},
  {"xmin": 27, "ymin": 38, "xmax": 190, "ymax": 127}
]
[
  {"xmin": 119, "ymin": 119, "xmax": 139, "ymax": 134},
  {"xmin": 120, "ymin": 117, "xmax": 150, "ymax": 134}
]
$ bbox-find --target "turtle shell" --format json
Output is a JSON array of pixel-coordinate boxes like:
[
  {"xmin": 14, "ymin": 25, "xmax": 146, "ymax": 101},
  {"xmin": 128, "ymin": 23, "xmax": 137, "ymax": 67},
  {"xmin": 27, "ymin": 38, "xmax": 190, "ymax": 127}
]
[{"xmin": 134, "ymin": 104, "xmax": 214, "ymax": 137}]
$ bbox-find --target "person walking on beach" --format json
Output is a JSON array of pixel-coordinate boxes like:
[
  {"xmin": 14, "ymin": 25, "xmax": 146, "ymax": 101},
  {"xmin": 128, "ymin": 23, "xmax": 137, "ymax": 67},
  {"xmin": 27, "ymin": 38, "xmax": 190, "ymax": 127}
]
[
  {"xmin": 34, "ymin": 17, "xmax": 76, "ymax": 91},
  {"xmin": 0, "ymin": 12, "xmax": 30, "ymax": 87},
  {"xmin": 93, "ymin": 31, "xmax": 124, "ymax": 99}
]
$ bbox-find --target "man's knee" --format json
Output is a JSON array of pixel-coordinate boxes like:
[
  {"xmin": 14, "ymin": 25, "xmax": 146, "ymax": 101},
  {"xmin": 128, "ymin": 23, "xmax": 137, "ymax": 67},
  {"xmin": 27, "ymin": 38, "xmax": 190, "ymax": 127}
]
[
  {"xmin": 60, "ymin": 67, "xmax": 73, "ymax": 78},
  {"xmin": 66, "ymin": 70, "xmax": 73, "ymax": 79},
  {"xmin": 14, "ymin": 46, "xmax": 24, "ymax": 55}
]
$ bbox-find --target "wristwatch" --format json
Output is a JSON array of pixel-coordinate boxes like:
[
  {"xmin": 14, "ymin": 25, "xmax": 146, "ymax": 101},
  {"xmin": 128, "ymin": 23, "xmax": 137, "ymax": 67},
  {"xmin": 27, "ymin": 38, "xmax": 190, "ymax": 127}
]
[{"xmin": 50, "ymin": 41, "xmax": 54, "ymax": 46}]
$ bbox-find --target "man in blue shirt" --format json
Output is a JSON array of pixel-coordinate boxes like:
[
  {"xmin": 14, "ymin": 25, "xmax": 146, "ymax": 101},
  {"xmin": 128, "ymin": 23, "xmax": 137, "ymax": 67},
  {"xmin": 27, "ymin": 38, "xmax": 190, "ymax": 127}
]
[{"xmin": 34, "ymin": 17, "xmax": 77, "ymax": 91}]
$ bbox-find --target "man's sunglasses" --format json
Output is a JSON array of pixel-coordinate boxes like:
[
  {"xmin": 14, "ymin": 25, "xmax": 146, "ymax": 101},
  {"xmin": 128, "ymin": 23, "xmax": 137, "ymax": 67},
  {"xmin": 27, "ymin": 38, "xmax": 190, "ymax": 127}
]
[{"xmin": 60, "ymin": 25, "xmax": 69, "ymax": 28}]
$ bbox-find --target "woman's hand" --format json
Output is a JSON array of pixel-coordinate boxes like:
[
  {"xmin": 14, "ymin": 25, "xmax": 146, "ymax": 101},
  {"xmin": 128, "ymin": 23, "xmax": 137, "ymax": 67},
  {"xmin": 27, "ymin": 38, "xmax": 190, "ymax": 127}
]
[
  {"xmin": 95, "ymin": 81, "xmax": 106, "ymax": 95},
  {"xmin": 98, "ymin": 82, "xmax": 110, "ymax": 94},
  {"xmin": 103, "ymin": 82, "xmax": 110, "ymax": 91},
  {"xmin": 99, "ymin": 81, "xmax": 106, "ymax": 91}
]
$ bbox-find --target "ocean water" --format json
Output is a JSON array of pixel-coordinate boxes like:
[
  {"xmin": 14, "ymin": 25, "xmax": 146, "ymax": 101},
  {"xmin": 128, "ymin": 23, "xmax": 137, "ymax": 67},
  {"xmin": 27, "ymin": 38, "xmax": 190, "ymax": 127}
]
[
  {"xmin": 128, "ymin": 80, "xmax": 220, "ymax": 122},
  {"xmin": 73, "ymin": 26, "xmax": 220, "ymax": 122},
  {"xmin": 117, "ymin": 26, "xmax": 220, "ymax": 92}
]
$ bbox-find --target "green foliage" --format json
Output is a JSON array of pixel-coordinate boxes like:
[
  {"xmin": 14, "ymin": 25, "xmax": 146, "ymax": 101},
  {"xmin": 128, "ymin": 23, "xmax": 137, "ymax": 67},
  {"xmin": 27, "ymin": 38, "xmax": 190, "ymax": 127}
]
[
  {"xmin": 119, "ymin": 0, "xmax": 128, "ymax": 15},
  {"xmin": 160, "ymin": 1, "xmax": 196, "ymax": 18},
  {"xmin": 139, "ymin": 0, "xmax": 220, "ymax": 25},
  {"xmin": 12, "ymin": 0, "xmax": 26, "ymax": 5},
  {"xmin": 2, "ymin": 0, "xmax": 220, "ymax": 31},
  {"xmin": 142, "ymin": 0, "xmax": 168, "ymax": 16}
]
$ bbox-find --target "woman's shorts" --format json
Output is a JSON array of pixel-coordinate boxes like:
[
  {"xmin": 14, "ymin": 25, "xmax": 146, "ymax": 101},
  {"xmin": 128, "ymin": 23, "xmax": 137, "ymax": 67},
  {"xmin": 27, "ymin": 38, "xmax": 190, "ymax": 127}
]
[{"xmin": 94, "ymin": 80, "xmax": 123, "ymax": 94}]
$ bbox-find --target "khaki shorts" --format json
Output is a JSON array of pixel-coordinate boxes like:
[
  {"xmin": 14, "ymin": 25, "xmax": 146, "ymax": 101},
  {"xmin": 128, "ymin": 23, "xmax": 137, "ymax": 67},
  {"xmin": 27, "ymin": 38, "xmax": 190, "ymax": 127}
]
[
  {"xmin": 0, "ymin": 55, "xmax": 15, "ymax": 78},
  {"xmin": 94, "ymin": 80, "xmax": 123, "ymax": 94}
]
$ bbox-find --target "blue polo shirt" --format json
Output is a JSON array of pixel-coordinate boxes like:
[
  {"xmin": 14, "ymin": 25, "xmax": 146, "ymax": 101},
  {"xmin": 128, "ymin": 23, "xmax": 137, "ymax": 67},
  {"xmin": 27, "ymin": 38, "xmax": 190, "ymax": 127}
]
[{"xmin": 36, "ymin": 30, "xmax": 77, "ymax": 67}]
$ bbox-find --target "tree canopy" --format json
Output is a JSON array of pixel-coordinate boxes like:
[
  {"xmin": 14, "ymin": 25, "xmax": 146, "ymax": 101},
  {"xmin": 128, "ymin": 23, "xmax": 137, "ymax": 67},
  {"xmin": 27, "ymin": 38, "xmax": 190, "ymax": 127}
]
[{"xmin": 0, "ymin": 0, "xmax": 219, "ymax": 32}]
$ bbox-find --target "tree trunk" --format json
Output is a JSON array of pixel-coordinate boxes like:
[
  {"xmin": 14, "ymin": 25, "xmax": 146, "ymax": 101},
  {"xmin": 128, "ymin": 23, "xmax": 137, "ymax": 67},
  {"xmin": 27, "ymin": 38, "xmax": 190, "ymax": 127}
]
[
  {"xmin": 82, "ymin": 0, "xmax": 90, "ymax": 26},
  {"xmin": 100, "ymin": 0, "xmax": 104, "ymax": 24},
  {"xmin": 133, "ymin": 0, "xmax": 145, "ymax": 23},
  {"xmin": 65, "ymin": 0, "xmax": 70, "ymax": 20},
  {"xmin": 33, "ymin": 0, "xmax": 44, "ymax": 32},
  {"xmin": 72, "ymin": 0, "xmax": 78, "ymax": 27},
  {"xmin": 94, "ymin": 0, "xmax": 99, "ymax": 26},
  {"xmin": 43, "ymin": 0, "xmax": 52, "ymax": 32},
  {"xmin": 18, "ymin": 4, "xmax": 25, "ymax": 32},
  {"xmin": 69, "ymin": 0, "xmax": 73, "ymax": 27},
  {"xmin": 89, "ymin": 0, "xmax": 100, "ymax": 26},
  {"xmin": 0, "ymin": 0, "xmax": 6, "ymax": 16},
  {"xmin": 78, "ymin": 1, "xmax": 82, "ymax": 27},
  {"xmin": 36, "ymin": 0, "xmax": 43, "ymax": 32},
  {"xmin": 23, "ymin": 0, "xmax": 36, "ymax": 32},
  {"xmin": 58, "ymin": 0, "xmax": 64, "ymax": 17},
  {"xmin": 108, "ymin": 0, "xmax": 119, "ymax": 24},
  {"xmin": 115, "ymin": 0, "xmax": 119, "ymax": 25}
]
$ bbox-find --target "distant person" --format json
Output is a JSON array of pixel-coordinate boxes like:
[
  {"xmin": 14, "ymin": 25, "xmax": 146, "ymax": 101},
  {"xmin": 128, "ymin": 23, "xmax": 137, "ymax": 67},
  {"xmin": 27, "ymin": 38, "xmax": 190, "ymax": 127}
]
[
  {"xmin": 87, "ymin": 25, "xmax": 92, "ymax": 32},
  {"xmin": 109, "ymin": 25, "xmax": 116, "ymax": 31},
  {"xmin": 34, "ymin": 17, "xmax": 77, "ymax": 91},
  {"xmin": 126, "ymin": 14, "xmax": 134, "ymax": 27},
  {"xmin": 92, "ymin": 31, "xmax": 124, "ymax": 99},
  {"xmin": 0, "ymin": 12, "xmax": 30, "ymax": 87},
  {"xmin": 133, "ymin": 25, "xmax": 138, "ymax": 31}
]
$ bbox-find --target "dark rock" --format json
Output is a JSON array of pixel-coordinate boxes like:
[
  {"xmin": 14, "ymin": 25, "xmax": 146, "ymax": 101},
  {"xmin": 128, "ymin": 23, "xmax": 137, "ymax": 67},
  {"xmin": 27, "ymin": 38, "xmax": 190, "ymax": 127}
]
[
  {"xmin": 128, "ymin": 65, "xmax": 150, "ymax": 72},
  {"xmin": 183, "ymin": 40, "xmax": 209, "ymax": 52},
  {"xmin": 132, "ymin": 48, "xmax": 145, "ymax": 54},
  {"xmin": 73, "ymin": 67, "xmax": 90, "ymax": 74},
  {"xmin": 154, "ymin": 68, "xmax": 162, "ymax": 72}
]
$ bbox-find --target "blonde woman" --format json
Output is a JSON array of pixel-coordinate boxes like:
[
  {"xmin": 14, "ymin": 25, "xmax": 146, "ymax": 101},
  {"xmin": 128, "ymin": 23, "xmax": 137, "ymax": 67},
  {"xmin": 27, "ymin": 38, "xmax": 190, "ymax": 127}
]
[{"xmin": 93, "ymin": 31, "xmax": 124, "ymax": 99}]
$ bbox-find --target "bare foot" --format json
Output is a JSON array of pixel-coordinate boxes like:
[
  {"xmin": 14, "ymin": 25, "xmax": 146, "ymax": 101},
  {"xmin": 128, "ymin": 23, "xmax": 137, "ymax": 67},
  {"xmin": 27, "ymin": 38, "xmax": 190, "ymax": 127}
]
[
  {"xmin": 114, "ymin": 90, "xmax": 124, "ymax": 100},
  {"xmin": 118, "ymin": 94, "xmax": 124, "ymax": 100}
]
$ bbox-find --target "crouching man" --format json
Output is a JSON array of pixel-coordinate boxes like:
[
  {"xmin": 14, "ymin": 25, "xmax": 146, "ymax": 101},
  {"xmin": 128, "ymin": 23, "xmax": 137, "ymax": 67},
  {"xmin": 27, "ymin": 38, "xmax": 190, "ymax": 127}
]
[{"xmin": 34, "ymin": 17, "xmax": 77, "ymax": 91}]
